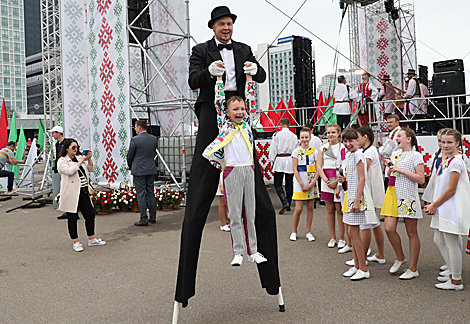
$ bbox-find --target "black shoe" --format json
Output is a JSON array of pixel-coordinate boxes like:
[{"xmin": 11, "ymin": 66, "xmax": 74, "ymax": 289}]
[
  {"xmin": 319, "ymin": 201, "xmax": 325, "ymax": 206},
  {"xmin": 380, "ymin": 217, "xmax": 385, "ymax": 222},
  {"xmin": 279, "ymin": 204, "xmax": 289, "ymax": 214},
  {"xmin": 57, "ymin": 213, "xmax": 67, "ymax": 220},
  {"xmin": 286, "ymin": 206, "xmax": 291, "ymax": 212}
]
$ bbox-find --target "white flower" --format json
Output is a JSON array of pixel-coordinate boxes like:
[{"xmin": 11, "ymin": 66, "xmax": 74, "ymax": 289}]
[{"xmin": 159, "ymin": 198, "xmax": 162, "ymax": 201}]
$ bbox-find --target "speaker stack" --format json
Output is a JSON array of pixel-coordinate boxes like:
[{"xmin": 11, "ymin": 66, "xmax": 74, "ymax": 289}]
[
  {"xmin": 430, "ymin": 59, "xmax": 467, "ymax": 134},
  {"xmin": 128, "ymin": 0, "xmax": 152, "ymax": 44}
]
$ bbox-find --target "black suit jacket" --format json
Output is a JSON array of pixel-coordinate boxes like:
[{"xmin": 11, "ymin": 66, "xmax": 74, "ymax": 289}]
[{"xmin": 188, "ymin": 38, "xmax": 266, "ymax": 118}]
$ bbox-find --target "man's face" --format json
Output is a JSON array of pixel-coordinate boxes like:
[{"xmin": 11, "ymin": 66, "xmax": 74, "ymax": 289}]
[
  {"xmin": 212, "ymin": 16, "xmax": 233, "ymax": 44},
  {"xmin": 51, "ymin": 131, "xmax": 60, "ymax": 140},
  {"xmin": 7, "ymin": 144, "xmax": 16, "ymax": 151},
  {"xmin": 387, "ymin": 118, "xmax": 399, "ymax": 130}
]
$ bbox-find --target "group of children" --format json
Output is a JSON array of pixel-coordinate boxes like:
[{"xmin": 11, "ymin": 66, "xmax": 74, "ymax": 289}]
[
  {"xmin": 288, "ymin": 116, "xmax": 470, "ymax": 288},
  {"xmin": 203, "ymin": 70, "xmax": 469, "ymax": 290}
]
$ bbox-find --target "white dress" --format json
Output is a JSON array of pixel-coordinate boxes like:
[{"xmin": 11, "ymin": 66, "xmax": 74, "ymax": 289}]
[
  {"xmin": 362, "ymin": 146, "xmax": 385, "ymax": 209},
  {"xmin": 292, "ymin": 146, "xmax": 319, "ymax": 200},
  {"xmin": 432, "ymin": 155, "xmax": 470, "ymax": 235},
  {"xmin": 395, "ymin": 150, "xmax": 423, "ymax": 219},
  {"xmin": 319, "ymin": 142, "xmax": 346, "ymax": 202}
]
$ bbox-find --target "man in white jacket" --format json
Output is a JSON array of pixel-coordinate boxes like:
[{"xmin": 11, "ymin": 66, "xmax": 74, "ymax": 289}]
[
  {"xmin": 269, "ymin": 118, "xmax": 298, "ymax": 214},
  {"xmin": 333, "ymin": 75, "xmax": 358, "ymax": 129}
]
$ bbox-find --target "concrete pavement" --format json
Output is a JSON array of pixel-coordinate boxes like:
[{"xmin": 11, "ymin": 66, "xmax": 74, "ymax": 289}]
[{"xmin": 0, "ymin": 186, "xmax": 469, "ymax": 323}]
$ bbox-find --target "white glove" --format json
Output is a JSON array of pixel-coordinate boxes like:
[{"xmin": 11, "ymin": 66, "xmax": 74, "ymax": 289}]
[
  {"xmin": 209, "ymin": 61, "xmax": 225, "ymax": 77},
  {"xmin": 243, "ymin": 62, "xmax": 258, "ymax": 76}
]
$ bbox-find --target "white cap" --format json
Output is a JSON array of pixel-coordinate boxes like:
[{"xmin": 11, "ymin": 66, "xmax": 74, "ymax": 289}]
[{"xmin": 48, "ymin": 125, "xmax": 64, "ymax": 133}]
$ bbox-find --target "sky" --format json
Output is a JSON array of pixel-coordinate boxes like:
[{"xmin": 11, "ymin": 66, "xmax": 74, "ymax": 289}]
[{"xmin": 187, "ymin": 0, "xmax": 470, "ymax": 92}]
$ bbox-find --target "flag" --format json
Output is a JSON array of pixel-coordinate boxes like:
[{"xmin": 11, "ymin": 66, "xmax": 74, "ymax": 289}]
[
  {"xmin": 0, "ymin": 98, "xmax": 7, "ymax": 149},
  {"xmin": 21, "ymin": 138, "xmax": 38, "ymax": 186},
  {"xmin": 10, "ymin": 125, "xmax": 26, "ymax": 177},
  {"xmin": 316, "ymin": 92, "xmax": 324, "ymax": 124},
  {"xmin": 267, "ymin": 103, "xmax": 280, "ymax": 131},
  {"xmin": 286, "ymin": 96, "xmax": 296, "ymax": 133},
  {"xmin": 260, "ymin": 105, "xmax": 273, "ymax": 132},
  {"xmin": 38, "ymin": 119, "xmax": 45, "ymax": 150},
  {"xmin": 8, "ymin": 111, "xmax": 16, "ymax": 143}
]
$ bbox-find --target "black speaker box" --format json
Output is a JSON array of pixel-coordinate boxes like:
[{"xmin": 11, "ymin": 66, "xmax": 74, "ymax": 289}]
[
  {"xmin": 433, "ymin": 59, "xmax": 464, "ymax": 73},
  {"xmin": 128, "ymin": 0, "xmax": 152, "ymax": 44},
  {"xmin": 432, "ymin": 71, "xmax": 465, "ymax": 96}
]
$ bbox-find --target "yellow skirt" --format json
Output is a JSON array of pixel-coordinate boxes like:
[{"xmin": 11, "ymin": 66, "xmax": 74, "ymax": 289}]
[
  {"xmin": 381, "ymin": 186, "xmax": 398, "ymax": 217},
  {"xmin": 342, "ymin": 191, "xmax": 349, "ymax": 213},
  {"xmin": 292, "ymin": 191, "xmax": 310, "ymax": 200}
]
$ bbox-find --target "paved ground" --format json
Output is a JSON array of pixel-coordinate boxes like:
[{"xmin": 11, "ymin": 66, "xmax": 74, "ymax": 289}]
[{"xmin": 1, "ymin": 186, "xmax": 469, "ymax": 324}]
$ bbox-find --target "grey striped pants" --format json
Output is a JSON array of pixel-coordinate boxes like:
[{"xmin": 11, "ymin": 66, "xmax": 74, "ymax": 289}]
[{"xmin": 223, "ymin": 165, "xmax": 257, "ymax": 256}]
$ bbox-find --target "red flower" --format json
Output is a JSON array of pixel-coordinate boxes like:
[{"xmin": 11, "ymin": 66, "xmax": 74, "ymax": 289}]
[
  {"xmin": 133, "ymin": 201, "xmax": 138, "ymax": 206},
  {"xmin": 107, "ymin": 198, "xmax": 111, "ymax": 202},
  {"xmin": 174, "ymin": 198, "xmax": 177, "ymax": 201},
  {"xmin": 101, "ymin": 202, "xmax": 105, "ymax": 205}
]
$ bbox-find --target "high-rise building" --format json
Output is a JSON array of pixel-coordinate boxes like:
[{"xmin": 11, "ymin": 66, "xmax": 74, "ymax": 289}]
[
  {"xmin": 0, "ymin": 0, "xmax": 27, "ymax": 116},
  {"xmin": 255, "ymin": 36, "xmax": 315, "ymax": 118},
  {"xmin": 24, "ymin": 0, "xmax": 41, "ymax": 56},
  {"xmin": 26, "ymin": 52, "xmax": 42, "ymax": 114},
  {"xmin": 317, "ymin": 69, "xmax": 361, "ymax": 101}
]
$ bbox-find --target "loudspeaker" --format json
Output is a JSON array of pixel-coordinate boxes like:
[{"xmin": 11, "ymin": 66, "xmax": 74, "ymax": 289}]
[
  {"xmin": 433, "ymin": 59, "xmax": 464, "ymax": 73},
  {"xmin": 432, "ymin": 71, "xmax": 465, "ymax": 95},
  {"xmin": 128, "ymin": 0, "xmax": 152, "ymax": 44},
  {"xmin": 418, "ymin": 65, "xmax": 428, "ymax": 87}
]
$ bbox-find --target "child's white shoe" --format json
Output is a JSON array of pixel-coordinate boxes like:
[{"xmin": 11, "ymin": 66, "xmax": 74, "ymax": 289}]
[
  {"xmin": 231, "ymin": 254, "xmax": 243, "ymax": 266},
  {"xmin": 248, "ymin": 252, "xmax": 267, "ymax": 264}
]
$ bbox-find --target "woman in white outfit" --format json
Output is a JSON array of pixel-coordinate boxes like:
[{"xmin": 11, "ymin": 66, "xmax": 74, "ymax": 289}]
[{"xmin": 424, "ymin": 129, "xmax": 470, "ymax": 290}]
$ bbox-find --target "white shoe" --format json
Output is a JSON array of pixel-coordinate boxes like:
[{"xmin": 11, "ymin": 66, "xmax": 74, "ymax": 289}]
[
  {"xmin": 88, "ymin": 238, "xmax": 107, "ymax": 246},
  {"xmin": 231, "ymin": 254, "xmax": 243, "ymax": 266},
  {"xmin": 389, "ymin": 258, "xmax": 407, "ymax": 273},
  {"xmin": 73, "ymin": 242, "xmax": 84, "ymax": 252},
  {"xmin": 220, "ymin": 224, "xmax": 230, "ymax": 232},
  {"xmin": 439, "ymin": 269, "xmax": 451, "ymax": 277},
  {"xmin": 367, "ymin": 254, "xmax": 386, "ymax": 264},
  {"xmin": 337, "ymin": 240, "xmax": 346, "ymax": 249},
  {"xmin": 440, "ymin": 264, "xmax": 449, "ymax": 271},
  {"xmin": 338, "ymin": 245, "xmax": 352, "ymax": 254},
  {"xmin": 435, "ymin": 280, "xmax": 463, "ymax": 291},
  {"xmin": 367, "ymin": 248, "xmax": 371, "ymax": 256},
  {"xmin": 343, "ymin": 267, "xmax": 358, "ymax": 277},
  {"xmin": 345, "ymin": 259, "xmax": 368, "ymax": 266},
  {"xmin": 306, "ymin": 233, "xmax": 316, "ymax": 242},
  {"xmin": 437, "ymin": 276, "xmax": 450, "ymax": 282},
  {"xmin": 290, "ymin": 233, "xmax": 297, "ymax": 241},
  {"xmin": 350, "ymin": 270, "xmax": 370, "ymax": 281},
  {"xmin": 248, "ymin": 252, "xmax": 268, "ymax": 264},
  {"xmin": 399, "ymin": 269, "xmax": 419, "ymax": 280},
  {"xmin": 327, "ymin": 239, "xmax": 336, "ymax": 248}
]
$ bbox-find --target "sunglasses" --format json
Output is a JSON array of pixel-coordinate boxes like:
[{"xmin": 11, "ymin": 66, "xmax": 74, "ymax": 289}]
[{"xmin": 71, "ymin": 146, "xmax": 78, "ymax": 150}]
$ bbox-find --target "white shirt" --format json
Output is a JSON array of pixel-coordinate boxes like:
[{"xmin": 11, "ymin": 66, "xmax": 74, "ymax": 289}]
[
  {"xmin": 333, "ymin": 83, "xmax": 358, "ymax": 115},
  {"xmin": 224, "ymin": 131, "xmax": 252, "ymax": 166},
  {"xmin": 405, "ymin": 78, "xmax": 420, "ymax": 99},
  {"xmin": 269, "ymin": 128, "xmax": 298, "ymax": 173},
  {"xmin": 309, "ymin": 135, "xmax": 322, "ymax": 151},
  {"xmin": 215, "ymin": 38, "xmax": 236, "ymax": 91}
]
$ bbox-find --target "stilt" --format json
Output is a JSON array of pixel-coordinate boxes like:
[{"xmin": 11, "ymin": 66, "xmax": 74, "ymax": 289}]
[
  {"xmin": 277, "ymin": 286, "xmax": 285, "ymax": 312},
  {"xmin": 172, "ymin": 301, "xmax": 181, "ymax": 324}
]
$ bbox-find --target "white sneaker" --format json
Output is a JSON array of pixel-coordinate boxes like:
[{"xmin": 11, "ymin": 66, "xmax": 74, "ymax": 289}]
[
  {"xmin": 248, "ymin": 252, "xmax": 268, "ymax": 264},
  {"xmin": 437, "ymin": 276, "xmax": 450, "ymax": 282},
  {"xmin": 88, "ymin": 238, "xmax": 106, "ymax": 246},
  {"xmin": 435, "ymin": 280, "xmax": 464, "ymax": 291},
  {"xmin": 440, "ymin": 264, "xmax": 449, "ymax": 271},
  {"xmin": 389, "ymin": 258, "xmax": 407, "ymax": 273},
  {"xmin": 367, "ymin": 254, "xmax": 386, "ymax": 264},
  {"xmin": 220, "ymin": 224, "xmax": 230, "ymax": 232},
  {"xmin": 439, "ymin": 269, "xmax": 451, "ymax": 277},
  {"xmin": 290, "ymin": 233, "xmax": 297, "ymax": 241},
  {"xmin": 350, "ymin": 270, "xmax": 370, "ymax": 281},
  {"xmin": 327, "ymin": 239, "xmax": 336, "ymax": 248},
  {"xmin": 73, "ymin": 242, "xmax": 84, "ymax": 252},
  {"xmin": 345, "ymin": 259, "xmax": 368, "ymax": 266},
  {"xmin": 399, "ymin": 269, "xmax": 419, "ymax": 280},
  {"xmin": 337, "ymin": 240, "xmax": 346, "ymax": 249},
  {"xmin": 306, "ymin": 233, "xmax": 316, "ymax": 242},
  {"xmin": 367, "ymin": 248, "xmax": 371, "ymax": 256},
  {"xmin": 343, "ymin": 267, "xmax": 358, "ymax": 277},
  {"xmin": 231, "ymin": 254, "xmax": 243, "ymax": 266},
  {"xmin": 338, "ymin": 245, "xmax": 352, "ymax": 254}
]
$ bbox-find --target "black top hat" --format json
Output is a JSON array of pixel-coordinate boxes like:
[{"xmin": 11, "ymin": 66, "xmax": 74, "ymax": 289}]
[
  {"xmin": 381, "ymin": 74, "xmax": 391, "ymax": 81},
  {"xmin": 208, "ymin": 6, "xmax": 237, "ymax": 28},
  {"xmin": 407, "ymin": 69, "xmax": 416, "ymax": 75}
]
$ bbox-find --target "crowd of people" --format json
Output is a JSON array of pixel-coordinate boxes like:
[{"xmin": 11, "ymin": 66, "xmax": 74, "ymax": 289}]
[{"xmin": 267, "ymin": 114, "xmax": 470, "ymax": 288}]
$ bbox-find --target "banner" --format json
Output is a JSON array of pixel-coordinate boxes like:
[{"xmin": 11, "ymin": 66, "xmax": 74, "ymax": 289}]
[
  {"xmin": 88, "ymin": 0, "xmax": 131, "ymax": 187},
  {"xmin": 61, "ymin": 0, "xmax": 91, "ymax": 148}
]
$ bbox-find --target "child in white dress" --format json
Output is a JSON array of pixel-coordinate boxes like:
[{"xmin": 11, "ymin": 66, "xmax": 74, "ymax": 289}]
[
  {"xmin": 290, "ymin": 128, "xmax": 319, "ymax": 242},
  {"xmin": 424, "ymin": 129, "xmax": 470, "ymax": 290},
  {"xmin": 382, "ymin": 128, "xmax": 425, "ymax": 280}
]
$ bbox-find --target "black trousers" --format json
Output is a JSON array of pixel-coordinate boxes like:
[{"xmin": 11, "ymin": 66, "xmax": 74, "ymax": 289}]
[
  {"xmin": 67, "ymin": 188, "xmax": 95, "ymax": 240},
  {"xmin": 273, "ymin": 172, "xmax": 293, "ymax": 205},
  {"xmin": 336, "ymin": 114, "xmax": 350, "ymax": 129},
  {"xmin": 175, "ymin": 99, "xmax": 281, "ymax": 308}
]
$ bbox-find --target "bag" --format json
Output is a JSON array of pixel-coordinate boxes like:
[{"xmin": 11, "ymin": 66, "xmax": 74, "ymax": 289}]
[{"xmin": 78, "ymin": 168, "xmax": 96, "ymax": 196}]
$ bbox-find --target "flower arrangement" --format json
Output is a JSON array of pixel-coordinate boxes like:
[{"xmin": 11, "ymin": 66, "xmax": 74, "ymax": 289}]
[
  {"xmin": 92, "ymin": 190, "xmax": 117, "ymax": 212},
  {"xmin": 127, "ymin": 186, "xmax": 139, "ymax": 209},
  {"xmin": 157, "ymin": 188, "xmax": 184, "ymax": 208},
  {"xmin": 115, "ymin": 187, "xmax": 131, "ymax": 210}
]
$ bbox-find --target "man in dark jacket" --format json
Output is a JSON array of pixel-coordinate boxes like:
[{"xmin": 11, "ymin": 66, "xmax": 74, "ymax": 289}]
[
  {"xmin": 127, "ymin": 120, "xmax": 158, "ymax": 226},
  {"xmin": 175, "ymin": 6, "xmax": 281, "ymax": 308}
]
